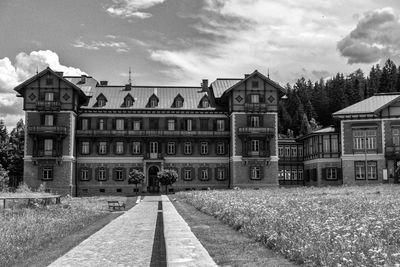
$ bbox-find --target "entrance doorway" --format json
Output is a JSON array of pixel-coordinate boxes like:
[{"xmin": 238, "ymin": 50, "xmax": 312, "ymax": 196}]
[{"xmin": 148, "ymin": 166, "xmax": 160, "ymax": 193}]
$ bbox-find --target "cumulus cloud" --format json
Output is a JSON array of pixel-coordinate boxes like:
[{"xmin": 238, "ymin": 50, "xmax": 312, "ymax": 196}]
[
  {"xmin": 106, "ymin": 0, "xmax": 165, "ymax": 19},
  {"xmin": 73, "ymin": 37, "xmax": 130, "ymax": 53},
  {"xmin": 338, "ymin": 7, "xmax": 400, "ymax": 64},
  {"xmin": 0, "ymin": 50, "xmax": 86, "ymax": 129}
]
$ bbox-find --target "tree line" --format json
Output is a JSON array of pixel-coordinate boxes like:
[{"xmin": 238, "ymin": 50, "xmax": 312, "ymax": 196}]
[
  {"xmin": 0, "ymin": 119, "xmax": 24, "ymax": 188},
  {"xmin": 278, "ymin": 59, "xmax": 400, "ymax": 137}
]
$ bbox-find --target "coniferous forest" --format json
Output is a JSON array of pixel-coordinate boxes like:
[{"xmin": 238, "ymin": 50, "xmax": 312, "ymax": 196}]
[{"xmin": 279, "ymin": 59, "xmax": 400, "ymax": 137}]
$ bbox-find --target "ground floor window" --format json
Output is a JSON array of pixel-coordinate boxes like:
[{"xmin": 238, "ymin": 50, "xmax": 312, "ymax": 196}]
[
  {"xmin": 80, "ymin": 169, "xmax": 89, "ymax": 181},
  {"xmin": 326, "ymin": 168, "xmax": 337, "ymax": 180},
  {"xmin": 184, "ymin": 169, "xmax": 192, "ymax": 180},
  {"xmin": 42, "ymin": 166, "xmax": 53, "ymax": 180},
  {"xmin": 115, "ymin": 169, "xmax": 124, "ymax": 181},
  {"xmin": 250, "ymin": 166, "xmax": 261, "ymax": 180},
  {"xmin": 355, "ymin": 161, "xmax": 377, "ymax": 180},
  {"xmin": 216, "ymin": 168, "xmax": 225, "ymax": 181},
  {"xmin": 98, "ymin": 168, "xmax": 107, "ymax": 181},
  {"xmin": 200, "ymin": 169, "xmax": 209, "ymax": 180}
]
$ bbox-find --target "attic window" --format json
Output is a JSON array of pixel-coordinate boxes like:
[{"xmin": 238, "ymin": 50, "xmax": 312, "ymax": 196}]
[
  {"xmin": 252, "ymin": 81, "xmax": 259, "ymax": 88},
  {"xmin": 46, "ymin": 78, "xmax": 54, "ymax": 86},
  {"xmin": 123, "ymin": 94, "xmax": 134, "ymax": 107},
  {"xmin": 98, "ymin": 99, "xmax": 106, "ymax": 107},
  {"xmin": 201, "ymin": 98, "xmax": 209, "ymax": 108},
  {"xmin": 148, "ymin": 94, "xmax": 159, "ymax": 108},
  {"xmin": 173, "ymin": 94, "xmax": 184, "ymax": 108}
]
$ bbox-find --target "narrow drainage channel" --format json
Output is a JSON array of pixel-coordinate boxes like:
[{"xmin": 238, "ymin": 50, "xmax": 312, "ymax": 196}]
[{"xmin": 150, "ymin": 201, "xmax": 167, "ymax": 267}]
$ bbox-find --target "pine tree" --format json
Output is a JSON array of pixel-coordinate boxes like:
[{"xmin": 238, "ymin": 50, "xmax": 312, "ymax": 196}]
[{"xmin": 8, "ymin": 119, "xmax": 24, "ymax": 187}]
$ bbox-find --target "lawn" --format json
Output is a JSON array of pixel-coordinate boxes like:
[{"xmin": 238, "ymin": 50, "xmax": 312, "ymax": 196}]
[
  {"xmin": 176, "ymin": 185, "xmax": 400, "ymax": 266},
  {"xmin": 0, "ymin": 195, "xmax": 129, "ymax": 266}
]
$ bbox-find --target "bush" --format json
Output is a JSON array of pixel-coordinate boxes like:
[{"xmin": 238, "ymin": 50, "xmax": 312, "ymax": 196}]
[{"xmin": 157, "ymin": 169, "xmax": 178, "ymax": 194}]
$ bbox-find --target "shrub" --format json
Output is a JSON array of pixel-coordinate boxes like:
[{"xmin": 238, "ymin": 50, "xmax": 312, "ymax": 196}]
[
  {"xmin": 128, "ymin": 169, "xmax": 145, "ymax": 192},
  {"xmin": 157, "ymin": 169, "xmax": 178, "ymax": 194}
]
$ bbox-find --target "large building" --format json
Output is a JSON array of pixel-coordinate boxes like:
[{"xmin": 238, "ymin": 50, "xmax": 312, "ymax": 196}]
[{"xmin": 15, "ymin": 67, "xmax": 285, "ymax": 196}]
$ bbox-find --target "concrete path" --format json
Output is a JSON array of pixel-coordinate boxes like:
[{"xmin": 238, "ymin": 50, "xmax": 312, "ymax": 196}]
[{"xmin": 48, "ymin": 195, "xmax": 216, "ymax": 267}]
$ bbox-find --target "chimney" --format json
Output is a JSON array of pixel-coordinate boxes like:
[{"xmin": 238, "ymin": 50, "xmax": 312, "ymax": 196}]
[
  {"xmin": 201, "ymin": 79, "xmax": 208, "ymax": 92},
  {"xmin": 55, "ymin": 71, "xmax": 63, "ymax": 77},
  {"xmin": 100, "ymin": 81, "xmax": 108, "ymax": 86},
  {"xmin": 244, "ymin": 74, "xmax": 250, "ymax": 78},
  {"xmin": 125, "ymin": 84, "xmax": 131, "ymax": 91},
  {"xmin": 80, "ymin": 75, "xmax": 87, "ymax": 84}
]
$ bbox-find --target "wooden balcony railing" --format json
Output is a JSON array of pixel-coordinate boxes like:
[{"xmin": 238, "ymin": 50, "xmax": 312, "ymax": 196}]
[
  {"xmin": 28, "ymin": 126, "xmax": 67, "ymax": 135},
  {"xmin": 36, "ymin": 101, "xmax": 61, "ymax": 111},
  {"xmin": 76, "ymin": 129, "xmax": 230, "ymax": 137},
  {"xmin": 244, "ymin": 103, "xmax": 268, "ymax": 112},
  {"xmin": 238, "ymin": 127, "xmax": 274, "ymax": 136}
]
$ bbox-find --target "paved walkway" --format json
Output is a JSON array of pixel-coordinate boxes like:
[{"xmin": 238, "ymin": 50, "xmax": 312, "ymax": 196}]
[{"xmin": 48, "ymin": 195, "xmax": 216, "ymax": 267}]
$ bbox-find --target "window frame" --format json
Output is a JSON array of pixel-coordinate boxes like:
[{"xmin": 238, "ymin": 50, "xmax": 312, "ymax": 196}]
[
  {"xmin": 184, "ymin": 142, "xmax": 192, "ymax": 155},
  {"xmin": 44, "ymin": 92, "xmax": 54, "ymax": 101},
  {"xmin": 115, "ymin": 169, "xmax": 124, "ymax": 181},
  {"xmin": 42, "ymin": 166, "xmax": 53, "ymax": 180},
  {"xmin": 99, "ymin": 141, "xmax": 107, "ymax": 155},
  {"xmin": 81, "ymin": 141, "xmax": 90, "ymax": 155},
  {"xmin": 168, "ymin": 119, "xmax": 175, "ymax": 131},
  {"xmin": 250, "ymin": 166, "xmax": 261, "ymax": 180},
  {"xmin": 250, "ymin": 94, "xmax": 260, "ymax": 103},
  {"xmin": 200, "ymin": 169, "xmax": 209, "ymax": 180},
  {"xmin": 98, "ymin": 168, "xmax": 107, "ymax": 181},
  {"xmin": 217, "ymin": 142, "xmax": 225, "ymax": 155},
  {"xmin": 132, "ymin": 141, "xmax": 141, "ymax": 154},
  {"xmin": 116, "ymin": 119, "xmax": 124, "ymax": 130},
  {"xmin": 251, "ymin": 140, "xmax": 260, "ymax": 152},
  {"xmin": 133, "ymin": 120, "xmax": 141, "ymax": 131},
  {"xmin": 44, "ymin": 114, "xmax": 54, "ymax": 126},
  {"xmin": 167, "ymin": 142, "xmax": 176, "ymax": 155},
  {"xmin": 326, "ymin": 168, "xmax": 337, "ymax": 180},
  {"xmin": 216, "ymin": 119, "xmax": 225, "ymax": 131},
  {"xmin": 200, "ymin": 142, "xmax": 208, "ymax": 155},
  {"xmin": 81, "ymin": 169, "xmax": 89, "ymax": 181},
  {"xmin": 116, "ymin": 141, "xmax": 124, "ymax": 154},
  {"xmin": 44, "ymin": 139, "xmax": 53, "ymax": 156},
  {"xmin": 184, "ymin": 169, "xmax": 192, "ymax": 181}
]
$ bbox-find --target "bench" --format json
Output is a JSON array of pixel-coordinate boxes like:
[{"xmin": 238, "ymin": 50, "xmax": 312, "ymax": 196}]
[{"xmin": 107, "ymin": 200, "xmax": 126, "ymax": 211}]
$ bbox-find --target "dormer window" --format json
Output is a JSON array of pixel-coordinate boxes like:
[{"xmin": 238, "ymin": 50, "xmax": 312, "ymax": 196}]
[
  {"xmin": 95, "ymin": 93, "xmax": 108, "ymax": 107},
  {"xmin": 98, "ymin": 99, "xmax": 106, "ymax": 107},
  {"xmin": 123, "ymin": 94, "xmax": 134, "ymax": 107},
  {"xmin": 199, "ymin": 96, "xmax": 210, "ymax": 108},
  {"xmin": 173, "ymin": 94, "xmax": 184, "ymax": 108},
  {"xmin": 148, "ymin": 94, "xmax": 159, "ymax": 108}
]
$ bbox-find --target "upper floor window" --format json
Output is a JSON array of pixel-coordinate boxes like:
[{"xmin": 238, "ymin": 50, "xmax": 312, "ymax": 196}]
[
  {"xmin": 298, "ymin": 169, "xmax": 303, "ymax": 180},
  {"xmin": 250, "ymin": 116, "xmax": 259, "ymax": 127},
  {"xmin": 81, "ymin": 142, "xmax": 90, "ymax": 155},
  {"xmin": 353, "ymin": 129, "xmax": 376, "ymax": 150},
  {"xmin": 200, "ymin": 142, "xmax": 208, "ymax": 155},
  {"xmin": 285, "ymin": 146, "xmax": 290, "ymax": 157},
  {"xmin": 116, "ymin": 119, "xmax": 124, "ymax": 130},
  {"xmin": 186, "ymin": 119, "xmax": 193, "ymax": 131},
  {"xmin": 323, "ymin": 135, "xmax": 330, "ymax": 152},
  {"xmin": 45, "ymin": 92, "xmax": 54, "ymax": 101},
  {"xmin": 251, "ymin": 140, "xmax": 259, "ymax": 152},
  {"xmin": 133, "ymin": 120, "xmax": 141, "ymax": 130},
  {"xmin": 216, "ymin": 120, "xmax": 225, "ymax": 131},
  {"xmin": 99, "ymin": 119, "xmax": 105, "ymax": 130},
  {"xmin": 250, "ymin": 166, "xmax": 261, "ymax": 180},
  {"xmin": 116, "ymin": 142, "xmax": 124, "ymax": 154},
  {"xmin": 168, "ymin": 119, "xmax": 175, "ymax": 131},
  {"xmin": 217, "ymin": 142, "xmax": 225, "ymax": 155},
  {"xmin": 331, "ymin": 136, "xmax": 338, "ymax": 152},
  {"xmin": 82, "ymin": 119, "xmax": 89, "ymax": 130},
  {"xmin": 278, "ymin": 146, "xmax": 283, "ymax": 157},
  {"xmin": 167, "ymin": 142, "xmax": 176, "ymax": 155},
  {"xmin": 200, "ymin": 119, "xmax": 209, "ymax": 130},
  {"xmin": 298, "ymin": 146, "xmax": 303, "ymax": 157},
  {"xmin": 44, "ymin": 139, "xmax": 53, "ymax": 156},
  {"xmin": 150, "ymin": 142, "xmax": 158, "ymax": 154},
  {"xmin": 132, "ymin": 142, "xmax": 141, "ymax": 154},
  {"xmin": 42, "ymin": 166, "xmax": 53, "ymax": 180},
  {"xmin": 44, "ymin": 114, "xmax": 54, "ymax": 126},
  {"xmin": 393, "ymin": 128, "xmax": 400, "ymax": 146},
  {"xmin": 99, "ymin": 142, "xmax": 107, "ymax": 154},
  {"xmin": 291, "ymin": 146, "xmax": 297, "ymax": 157},
  {"xmin": 250, "ymin": 94, "xmax": 259, "ymax": 103},
  {"xmin": 184, "ymin": 142, "xmax": 192, "ymax": 155}
]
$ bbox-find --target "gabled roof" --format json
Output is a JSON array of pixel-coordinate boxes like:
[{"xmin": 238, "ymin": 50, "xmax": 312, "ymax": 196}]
[
  {"xmin": 14, "ymin": 67, "xmax": 89, "ymax": 99},
  {"xmin": 64, "ymin": 75, "xmax": 98, "ymax": 96},
  {"xmin": 83, "ymin": 86, "xmax": 215, "ymax": 110},
  {"xmin": 210, "ymin": 79, "xmax": 241, "ymax": 98},
  {"xmin": 220, "ymin": 70, "xmax": 286, "ymax": 98},
  {"xmin": 296, "ymin": 126, "xmax": 338, "ymax": 141},
  {"xmin": 333, "ymin": 93, "xmax": 400, "ymax": 118}
]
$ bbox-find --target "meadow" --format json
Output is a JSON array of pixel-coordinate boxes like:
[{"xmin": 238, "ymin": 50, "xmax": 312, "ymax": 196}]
[
  {"xmin": 0, "ymin": 194, "xmax": 127, "ymax": 266},
  {"xmin": 176, "ymin": 185, "xmax": 400, "ymax": 266}
]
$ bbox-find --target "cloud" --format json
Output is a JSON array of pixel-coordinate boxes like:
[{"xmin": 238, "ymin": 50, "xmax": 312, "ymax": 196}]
[
  {"xmin": 73, "ymin": 37, "xmax": 130, "ymax": 53},
  {"xmin": 105, "ymin": 0, "xmax": 165, "ymax": 19},
  {"xmin": 337, "ymin": 7, "xmax": 400, "ymax": 64},
  {"xmin": 0, "ymin": 50, "xmax": 87, "ymax": 130},
  {"xmin": 311, "ymin": 70, "xmax": 331, "ymax": 79},
  {"xmin": 148, "ymin": 0, "xmax": 344, "ymax": 85}
]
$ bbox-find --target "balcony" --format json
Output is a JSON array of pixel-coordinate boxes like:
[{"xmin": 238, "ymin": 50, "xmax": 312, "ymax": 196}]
[
  {"xmin": 28, "ymin": 126, "xmax": 67, "ymax": 136},
  {"xmin": 385, "ymin": 146, "xmax": 400, "ymax": 157},
  {"xmin": 144, "ymin": 153, "xmax": 163, "ymax": 160},
  {"xmin": 36, "ymin": 101, "xmax": 61, "ymax": 111},
  {"xmin": 238, "ymin": 127, "xmax": 274, "ymax": 137},
  {"xmin": 243, "ymin": 150, "xmax": 269, "ymax": 158},
  {"xmin": 32, "ymin": 150, "xmax": 62, "ymax": 158},
  {"xmin": 76, "ymin": 129, "xmax": 230, "ymax": 138},
  {"xmin": 244, "ymin": 103, "xmax": 268, "ymax": 112}
]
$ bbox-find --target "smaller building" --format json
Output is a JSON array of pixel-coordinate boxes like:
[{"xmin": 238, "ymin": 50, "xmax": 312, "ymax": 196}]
[
  {"xmin": 278, "ymin": 137, "xmax": 304, "ymax": 186},
  {"xmin": 297, "ymin": 127, "xmax": 342, "ymax": 186}
]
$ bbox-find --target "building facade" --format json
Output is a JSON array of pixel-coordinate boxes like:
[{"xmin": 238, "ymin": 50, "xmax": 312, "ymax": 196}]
[{"xmin": 15, "ymin": 68, "xmax": 285, "ymax": 196}]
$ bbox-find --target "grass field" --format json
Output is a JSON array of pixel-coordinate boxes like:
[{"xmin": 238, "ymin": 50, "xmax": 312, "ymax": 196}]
[
  {"xmin": 176, "ymin": 185, "xmax": 400, "ymax": 266},
  {"xmin": 0, "ymin": 195, "xmax": 127, "ymax": 266}
]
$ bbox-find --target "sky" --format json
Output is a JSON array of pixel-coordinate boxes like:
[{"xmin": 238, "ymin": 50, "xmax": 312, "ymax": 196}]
[{"xmin": 1, "ymin": 0, "xmax": 400, "ymax": 130}]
